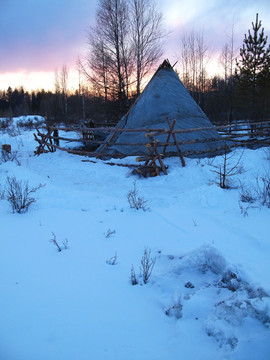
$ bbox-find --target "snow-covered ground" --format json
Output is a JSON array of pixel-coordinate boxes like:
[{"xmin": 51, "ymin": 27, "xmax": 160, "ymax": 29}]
[{"xmin": 0, "ymin": 116, "xmax": 269, "ymax": 360}]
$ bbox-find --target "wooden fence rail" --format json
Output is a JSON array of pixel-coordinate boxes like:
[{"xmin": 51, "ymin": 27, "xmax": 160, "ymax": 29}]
[
  {"xmin": 34, "ymin": 119, "xmax": 270, "ymax": 175},
  {"xmin": 36, "ymin": 119, "xmax": 270, "ymax": 135}
]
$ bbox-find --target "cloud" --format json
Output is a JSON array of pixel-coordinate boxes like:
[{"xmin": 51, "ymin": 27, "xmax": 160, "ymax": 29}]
[
  {"xmin": 160, "ymin": 0, "xmax": 270, "ymax": 65},
  {"xmin": 0, "ymin": 0, "xmax": 270, "ymax": 90},
  {"xmin": 0, "ymin": 0, "xmax": 96, "ymax": 72}
]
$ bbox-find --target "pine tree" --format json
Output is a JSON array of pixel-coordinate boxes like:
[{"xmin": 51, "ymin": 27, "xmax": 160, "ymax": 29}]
[{"xmin": 235, "ymin": 13, "xmax": 270, "ymax": 121}]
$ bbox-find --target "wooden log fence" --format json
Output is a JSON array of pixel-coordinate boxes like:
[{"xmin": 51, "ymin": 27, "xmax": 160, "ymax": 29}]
[
  {"xmin": 34, "ymin": 119, "xmax": 270, "ymax": 175},
  {"xmin": 36, "ymin": 119, "xmax": 270, "ymax": 134}
]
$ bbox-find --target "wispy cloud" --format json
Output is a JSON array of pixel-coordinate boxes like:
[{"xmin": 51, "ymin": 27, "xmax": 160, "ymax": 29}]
[
  {"xmin": 0, "ymin": 0, "xmax": 269, "ymax": 89},
  {"xmin": 0, "ymin": 0, "xmax": 96, "ymax": 72},
  {"xmin": 160, "ymin": 0, "xmax": 270, "ymax": 68}
]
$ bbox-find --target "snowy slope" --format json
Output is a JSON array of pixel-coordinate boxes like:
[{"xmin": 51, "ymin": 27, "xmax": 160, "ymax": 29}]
[{"xmin": 0, "ymin": 117, "xmax": 269, "ymax": 360}]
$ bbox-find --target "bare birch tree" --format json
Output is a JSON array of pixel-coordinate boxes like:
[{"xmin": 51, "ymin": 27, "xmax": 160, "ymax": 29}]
[
  {"xmin": 196, "ymin": 32, "xmax": 208, "ymax": 108},
  {"xmin": 83, "ymin": 35, "xmax": 111, "ymax": 100},
  {"xmin": 129, "ymin": 0, "xmax": 164, "ymax": 95},
  {"xmin": 220, "ymin": 23, "xmax": 236, "ymax": 124},
  {"xmin": 60, "ymin": 65, "xmax": 69, "ymax": 116},
  {"xmin": 83, "ymin": 0, "xmax": 165, "ymax": 101},
  {"xmin": 179, "ymin": 32, "xmax": 191, "ymax": 89},
  {"xmin": 93, "ymin": 0, "xmax": 130, "ymax": 101},
  {"xmin": 179, "ymin": 29, "xmax": 209, "ymax": 107},
  {"xmin": 54, "ymin": 65, "xmax": 69, "ymax": 117},
  {"xmin": 220, "ymin": 43, "xmax": 230, "ymax": 83}
]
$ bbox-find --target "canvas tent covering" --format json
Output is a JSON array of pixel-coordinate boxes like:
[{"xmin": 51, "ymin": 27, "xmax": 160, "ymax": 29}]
[{"xmin": 96, "ymin": 60, "xmax": 222, "ymax": 158}]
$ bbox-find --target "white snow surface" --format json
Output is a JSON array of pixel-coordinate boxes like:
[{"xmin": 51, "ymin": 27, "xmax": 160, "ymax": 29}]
[{"xmin": 0, "ymin": 117, "xmax": 269, "ymax": 360}]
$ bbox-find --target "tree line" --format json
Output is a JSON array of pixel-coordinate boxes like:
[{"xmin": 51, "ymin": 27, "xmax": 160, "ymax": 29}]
[{"xmin": 0, "ymin": 2, "xmax": 269, "ymax": 126}]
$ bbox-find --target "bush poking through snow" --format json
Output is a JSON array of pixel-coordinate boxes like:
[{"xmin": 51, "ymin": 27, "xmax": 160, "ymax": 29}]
[
  {"xmin": 0, "ymin": 185, "xmax": 4, "ymax": 200},
  {"xmin": 0, "ymin": 117, "xmax": 12, "ymax": 129},
  {"xmin": 130, "ymin": 265, "xmax": 138, "ymax": 285},
  {"xmin": 140, "ymin": 247, "xmax": 156, "ymax": 284},
  {"xmin": 62, "ymin": 238, "xmax": 69, "ymax": 250},
  {"xmin": 1, "ymin": 149, "xmax": 21, "ymax": 166},
  {"xmin": 105, "ymin": 229, "xmax": 116, "ymax": 238},
  {"xmin": 263, "ymin": 147, "xmax": 270, "ymax": 161},
  {"xmin": 50, "ymin": 232, "xmax": 69, "ymax": 252},
  {"xmin": 7, "ymin": 125, "xmax": 21, "ymax": 137},
  {"xmin": 205, "ymin": 325, "xmax": 238, "ymax": 350},
  {"xmin": 106, "ymin": 253, "xmax": 118, "ymax": 265},
  {"xmin": 17, "ymin": 117, "xmax": 35, "ymax": 129},
  {"xmin": 4, "ymin": 176, "xmax": 44, "ymax": 213},
  {"xmin": 239, "ymin": 173, "xmax": 270, "ymax": 213},
  {"xmin": 254, "ymin": 173, "xmax": 270, "ymax": 208},
  {"xmin": 127, "ymin": 181, "xmax": 149, "ymax": 211},
  {"xmin": 165, "ymin": 298, "xmax": 183, "ymax": 319},
  {"xmin": 219, "ymin": 269, "xmax": 242, "ymax": 292},
  {"xmin": 185, "ymin": 281, "xmax": 195, "ymax": 288},
  {"xmin": 239, "ymin": 183, "xmax": 256, "ymax": 204},
  {"xmin": 50, "ymin": 232, "xmax": 62, "ymax": 252}
]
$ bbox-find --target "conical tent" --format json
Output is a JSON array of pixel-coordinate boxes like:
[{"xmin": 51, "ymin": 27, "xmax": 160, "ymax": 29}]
[{"xmin": 96, "ymin": 60, "xmax": 222, "ymax": 158}]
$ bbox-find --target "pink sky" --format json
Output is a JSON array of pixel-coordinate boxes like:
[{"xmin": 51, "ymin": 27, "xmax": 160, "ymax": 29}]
[{"xmin": 0, "ymin": 0, "xmax": 269, "ymax": 91}]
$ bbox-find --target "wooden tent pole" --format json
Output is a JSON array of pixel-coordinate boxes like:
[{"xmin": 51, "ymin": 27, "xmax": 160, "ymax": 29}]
[
  {"xmin": 166, "ymin": 118, "xmax": 185, "ymax": 167},
  {"xmin": 162, "ymin": 118, "xmax": 176, "ymax": 155}
]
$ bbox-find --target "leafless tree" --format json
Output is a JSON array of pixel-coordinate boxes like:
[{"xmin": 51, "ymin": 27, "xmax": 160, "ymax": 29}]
[
  {"xmin": 219, "ymin": 23, "xmax": 236, "ymax": 125},
  {"xmin": 82, "ymin": 35, "xmax": 111, "ymax": 100},
  {"xmin": 196, "ymin": 31, "xmax": 208, "ymax": 108},
  {"xmin": 129, "ymin": 0, "xmax": 164, "ymax": 95},
  {"xmin": 179, "ymin": 32, "xmax": 190, "ymax": 88},
  {"xmin": 60, "ymin": 65, "xmax": 69, "ymax": 116},
  {"xmin": 220, "ymin": 44, "xmax": 229, "ymax": 82},
  {"xmin": 211, "ymin": 146, "xmax": 244, "ymax": 189},
  {"xmin": 55, "ymin": 65, "xmax": 69, "ymax": 117},
  {"xmin": 83, "ymin": 0, "xmax": 165, "ymax": 101},
  {"xmin": 88, "ymin": 0, "xmax": 131, "ymax": 101},
  {"xmin": 179, "ymin": 29, "xmax": 209, "ymax": 107},
  {"xmin": 76, "ymin": 56, "xmax": 86, "ymax": 120}
]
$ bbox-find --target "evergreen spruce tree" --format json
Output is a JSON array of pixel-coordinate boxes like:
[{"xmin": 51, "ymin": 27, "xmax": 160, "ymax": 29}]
[
  {"xmin": 260, "ymin": 48, "xmax": 270, "ymax": 118},
  {"xmin": 235, "ymin": 13, "xmax": 270, "ymax": 121}
]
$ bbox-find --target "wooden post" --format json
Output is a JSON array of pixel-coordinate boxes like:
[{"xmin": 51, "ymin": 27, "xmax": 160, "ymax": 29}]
[
  {"xmin": 162, "ymin": 118, "xmax": 176, "ymax": 154},
  {"xmin": 146, "ymin": 135, "xmax": 168, "ymax": 175},
  {"xmin": 166, "ymin": 118, "xmax": 185, "ymax": 167},
  {"xmin": 2, "ymin": 144, "xmax": 11, "ymax": 153}
]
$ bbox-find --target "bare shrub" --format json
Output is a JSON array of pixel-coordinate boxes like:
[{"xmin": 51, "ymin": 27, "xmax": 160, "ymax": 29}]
[
  {"xmin": 1, "ymin": 149, "xmax": 21, "ymax": 166},
  {"xmin": 50, "ymin": 232, "xmax": 62, "ymax": 252},
  {"xmin": 0, "ymin": 117, "xmax": 12, "ymax": 130},
  {"xmin": 62, "ymin": 238, "xmax": 69, "ymax": 250},
  {"xmin": 17, "ymin": 118, "xmax": 34, "ymax": 129},
  {"xmin": 7, "ymin": 125, "xmax": 21, "ymax": 137},
  {"xmin": 140, "ymin": 247, "xmax": 156, "ymax": 284},
  {"xmin": 238, "ymin": 173, "xmax": 270, "ymax": 215},
  {"xmin": 4, "ymin": 176, "xmax": 44, "ymax": 213},
  {"xmin": 238, "ymin": 201, "xmax": 253, "ymax": 217},
  {"xmin": 254, "ymin": 173, "xmax": 270, "ymax": 208},
  {"xmin": 263, "ymin": 147, "xmax": 270, "ymax": 161},
  {"xmin": 105, "ymin": 229, "xmax": 116, "ymax": 238},
  {"xmin": 211, "ymin": 147, "xmax": 244, "ymax": 189},
  {"xmin": 49, "ymin": 233, "xmax": 69, "ymax": 252},
  {"xmin": 127, "ymin": 181, "xmax": 149, "ymax": 211},
  {"xmin": 130, "ymin": 265, "xmax": 138, "ymax": 285},
  {"xmin": 0, "ymin": 185, "xmax": 4, "ymax": 200},
  {"xmin": 106, "ymin": 252, "xmax": 118, "ymax": 265},
  {"xmin": 239, "ymin": 183, "xmax": 256, "ymax": 204},
  {"xmin": 165, "ymin": 298, "xmax": 183, "ymax": 319}
]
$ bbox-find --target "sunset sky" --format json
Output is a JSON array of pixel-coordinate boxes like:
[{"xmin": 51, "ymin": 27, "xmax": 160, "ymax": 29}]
[{"xmin": 0, "ymin": 0, "xmax": 269, "ymax": 92}]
